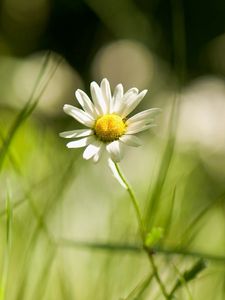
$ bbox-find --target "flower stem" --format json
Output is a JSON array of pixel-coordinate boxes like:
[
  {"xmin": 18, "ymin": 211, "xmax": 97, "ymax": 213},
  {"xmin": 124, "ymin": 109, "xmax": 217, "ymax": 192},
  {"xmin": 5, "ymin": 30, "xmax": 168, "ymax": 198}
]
[
  {"xmin": 114, "ymin": 163, "xmax": 145, "ymax": 239},
  {"xmin": 114, "ymin": 162, "xmax": 170, "ymax": 300}
]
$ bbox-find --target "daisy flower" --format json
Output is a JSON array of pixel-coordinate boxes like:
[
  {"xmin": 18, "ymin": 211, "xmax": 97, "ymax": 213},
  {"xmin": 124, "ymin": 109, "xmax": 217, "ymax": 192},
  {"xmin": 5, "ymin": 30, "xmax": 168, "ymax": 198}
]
[{"xmin": 60, "ymin": 78, "xmax": 160, "ymax": 162}]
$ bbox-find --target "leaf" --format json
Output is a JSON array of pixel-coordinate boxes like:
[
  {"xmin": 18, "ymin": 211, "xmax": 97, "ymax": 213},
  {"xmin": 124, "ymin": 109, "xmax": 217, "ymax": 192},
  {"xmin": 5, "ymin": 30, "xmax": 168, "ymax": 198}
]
[{"xmin": 169, "ymin": 259, "xmax": 207, "ymax": 298}]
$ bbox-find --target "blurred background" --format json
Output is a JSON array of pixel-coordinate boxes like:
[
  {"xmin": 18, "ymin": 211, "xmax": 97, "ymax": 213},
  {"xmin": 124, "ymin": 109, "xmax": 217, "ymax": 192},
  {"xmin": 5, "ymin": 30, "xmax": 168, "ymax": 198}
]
[{"xmin": 0, "ymin": 0, "xmax": 225, "ymax": 299}]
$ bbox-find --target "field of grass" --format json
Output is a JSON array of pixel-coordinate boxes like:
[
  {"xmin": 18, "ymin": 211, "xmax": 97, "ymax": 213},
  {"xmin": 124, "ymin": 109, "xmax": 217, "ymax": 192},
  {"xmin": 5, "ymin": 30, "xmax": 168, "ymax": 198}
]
[
  {"xmin": 0, "ymin": 53, "xmax": 224, "ymax": 300},
  {"xmin": 0, "ymin": 0, "xmax": 225, "ymax": 299}
]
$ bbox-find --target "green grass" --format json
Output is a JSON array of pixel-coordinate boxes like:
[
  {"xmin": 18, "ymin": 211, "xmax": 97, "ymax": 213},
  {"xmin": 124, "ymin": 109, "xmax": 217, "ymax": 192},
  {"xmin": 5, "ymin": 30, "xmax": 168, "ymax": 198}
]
[{"xmin": 0, "ymin": 53, "xmax": 224, "ymax": 300}]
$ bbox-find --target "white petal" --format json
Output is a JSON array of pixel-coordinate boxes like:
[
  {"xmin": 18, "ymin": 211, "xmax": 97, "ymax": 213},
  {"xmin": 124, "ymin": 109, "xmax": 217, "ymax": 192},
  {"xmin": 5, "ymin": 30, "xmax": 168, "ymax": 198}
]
[
  {"xmin": 93, "ymin": 144, "xmax": 104, "ymax": 163},
  {"xmin": 121, "ymin": 89, "xmax": 148, "ymax": 118},
  {"xmin": 108, "ymin": 158, "xmax": 127, "ymax": 189},
  {"xmin": 126, "ymin": 108, "xmax": 161, "ymax": 124},
  {"xmin": 63, "ymin": 104, "xmax": 94, "ymax": 127},
  {"xmin": 106, "ymin": 140, "xmax": 124, "ymax": 162},
  {"xmin": 126, "ymin": 123, "xmax": 156, "ymax": 135},
  {"xmin": 83, "ymin": 141, "xmax": 102, "ymax": 160},
  {"xmin": 90, "ymin": 81, "xmax": 107, "ymax": 115},
  {"xmin": 66, "ymin": 136, "xmax": 94, "ymax": 148},
  {"xmin": 114, "ymin": 88, "xmax": 138, "ymax": 115},
  {"xmin": 75, "ymin": 89, "xmax": 97, "ymax": 118},
  {"xmin": 119, "ymin": 135, "xmax": 142, "ymax": 147},
  {"xmin": 127, "ymin": 119, "xmax": 151, "ymax": 130},
  {"xmin": 100, "ymin": 78, "xmax": 111, "ymax": 113},
  {"xmin": 111, "ymin": 83, "xmax": 123, "ymax": 113},
  {"xmin": 59, "ymin": 129, "xmax": 93, "ymax": 138}
]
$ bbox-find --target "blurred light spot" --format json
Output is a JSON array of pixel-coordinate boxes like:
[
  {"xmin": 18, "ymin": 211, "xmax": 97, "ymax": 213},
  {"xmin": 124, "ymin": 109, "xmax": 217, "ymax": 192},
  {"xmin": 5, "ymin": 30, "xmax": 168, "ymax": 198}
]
[
  {"xmin": 178, "ymin": 77, "xmax": 225, "ymax": 151},
  {"xmin": 12, "ymin": 52, "xmax": 83, "ymax": 115},
  {"xmin": 92, "ymin": 40, "xmax": 154, "ymax": 90}
]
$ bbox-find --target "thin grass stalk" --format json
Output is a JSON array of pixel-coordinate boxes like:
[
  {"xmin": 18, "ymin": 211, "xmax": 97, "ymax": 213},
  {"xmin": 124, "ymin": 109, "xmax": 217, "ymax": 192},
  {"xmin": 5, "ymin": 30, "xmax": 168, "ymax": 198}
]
[
  {"xmin": 113, "ymin": 162, "xmax": 170, "ymax": 299},
  {"xmin": 0, "ymin": 190, "xmax": 12, "ymax": 300},
  {"xmin": 0, "ymin": 52, "xmax": 62, "ymax": 172}
]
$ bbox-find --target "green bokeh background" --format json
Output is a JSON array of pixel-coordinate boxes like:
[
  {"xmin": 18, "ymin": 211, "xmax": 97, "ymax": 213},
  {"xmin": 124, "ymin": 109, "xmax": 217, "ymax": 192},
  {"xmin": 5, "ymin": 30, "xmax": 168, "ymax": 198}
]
[{"xmin": 0, "ymin": 0, "xmax": 225, "ymax": 299}]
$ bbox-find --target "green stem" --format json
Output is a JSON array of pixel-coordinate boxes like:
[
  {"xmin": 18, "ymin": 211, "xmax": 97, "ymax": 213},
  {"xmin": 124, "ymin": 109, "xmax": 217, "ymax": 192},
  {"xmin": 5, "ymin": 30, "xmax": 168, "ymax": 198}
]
[
  {"xmin": 114, "ymin": 162, "xmax": 169, "ymax": 299},
  {"xmin": 114, "ymin": 163, "xmax": 145, "ymax": 240},
  {"xmin": 147, "ymin": 252, "xmax": 170, "ymax": 299}
]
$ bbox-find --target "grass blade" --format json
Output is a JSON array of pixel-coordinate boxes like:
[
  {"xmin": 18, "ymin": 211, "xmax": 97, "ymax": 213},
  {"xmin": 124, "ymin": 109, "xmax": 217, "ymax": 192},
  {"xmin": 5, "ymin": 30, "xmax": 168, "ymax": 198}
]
[
  {"xmin": 0, "ymin": 52, "xmax": 62, "ymax": 172},
  {"xmin": 168, "ymin": 259, "xmax": 207, "ymax": 299},
  {"xmin": 58, "ymin": 239, "xmax": 142, "ymax": 253},
  {"xmin": 58, "ymin": 238, "xmax": 225, "ymax": 263},
  {"xmin": 120, "ymin": 273, "xmax": 154, "ymax": 300},
  {"xmin": 145, "ymin": 101, "xmax": 177, "ymax": 230},
  {"xmin": 0, "ymin": 188, "xmax": 13, "ymax": 300}
]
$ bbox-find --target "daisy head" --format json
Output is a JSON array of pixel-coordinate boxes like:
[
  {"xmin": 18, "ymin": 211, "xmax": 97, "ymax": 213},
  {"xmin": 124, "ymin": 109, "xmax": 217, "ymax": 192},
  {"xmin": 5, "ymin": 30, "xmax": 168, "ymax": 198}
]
[{"xmin": 60, "ymin": 78, "xmax": 160, "ymax": 162}]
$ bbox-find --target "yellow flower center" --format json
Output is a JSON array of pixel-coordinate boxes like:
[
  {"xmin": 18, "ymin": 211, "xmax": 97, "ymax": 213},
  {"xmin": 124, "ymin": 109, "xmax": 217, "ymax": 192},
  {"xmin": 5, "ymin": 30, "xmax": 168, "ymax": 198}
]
[{"xmin": 94, "ymin": 114, "xmax": 126, "ymax": 142}]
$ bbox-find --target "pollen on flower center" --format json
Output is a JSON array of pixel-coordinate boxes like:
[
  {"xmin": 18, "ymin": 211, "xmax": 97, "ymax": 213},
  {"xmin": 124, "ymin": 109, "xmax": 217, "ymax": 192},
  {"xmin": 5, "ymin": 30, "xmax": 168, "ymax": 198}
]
[{"xmin": 94, "ymin": 114, "xmax": 126, "ymax": 142}]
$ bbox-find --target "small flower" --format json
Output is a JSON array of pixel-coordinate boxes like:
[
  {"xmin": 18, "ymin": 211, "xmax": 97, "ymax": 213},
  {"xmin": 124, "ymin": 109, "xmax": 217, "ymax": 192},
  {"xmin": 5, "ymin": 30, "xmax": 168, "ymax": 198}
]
[{"xmin": 60, "ymin": 78, "xmax": 160, "ymax": 162}]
